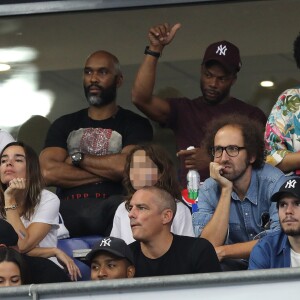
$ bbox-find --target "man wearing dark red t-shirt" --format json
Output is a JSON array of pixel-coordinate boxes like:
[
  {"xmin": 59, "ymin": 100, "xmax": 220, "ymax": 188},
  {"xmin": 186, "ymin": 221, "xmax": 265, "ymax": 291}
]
[{"xmin": 132, "ymin": 23, "xmax": 266, "ymax": 186}]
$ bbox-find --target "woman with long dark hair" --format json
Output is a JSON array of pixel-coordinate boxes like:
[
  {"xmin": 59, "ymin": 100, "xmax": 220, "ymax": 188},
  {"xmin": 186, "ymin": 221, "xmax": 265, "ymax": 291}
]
[{"xmin": 0, "ymin": 142, "xmax": 80, "ymax": 281}]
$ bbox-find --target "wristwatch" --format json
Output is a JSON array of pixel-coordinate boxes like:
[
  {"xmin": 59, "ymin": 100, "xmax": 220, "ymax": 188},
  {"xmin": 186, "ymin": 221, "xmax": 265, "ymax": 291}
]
[{"xmin": 71, "ymin": 152, "xmax": 84, "ymax": 167}]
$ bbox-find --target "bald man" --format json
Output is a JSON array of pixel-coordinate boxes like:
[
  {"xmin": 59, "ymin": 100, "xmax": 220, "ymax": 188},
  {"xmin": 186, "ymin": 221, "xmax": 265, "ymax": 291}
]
[
  {"xmin": 128, "ymin": 186, "xmax": 221, "ymax": 276},
  {"xmin": 40, "ymin": 50, "xmax": 153, "ymax": 238}
]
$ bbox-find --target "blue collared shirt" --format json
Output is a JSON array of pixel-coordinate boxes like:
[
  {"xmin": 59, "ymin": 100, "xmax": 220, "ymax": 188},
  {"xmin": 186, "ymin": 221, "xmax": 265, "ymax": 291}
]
[
  {"xmin": 248, "ymin": 230, "xmax": 291, "ymax": 269},
  {"xmin": 192, "ymin": 163, "xmax": 288, "ymax": 243}
]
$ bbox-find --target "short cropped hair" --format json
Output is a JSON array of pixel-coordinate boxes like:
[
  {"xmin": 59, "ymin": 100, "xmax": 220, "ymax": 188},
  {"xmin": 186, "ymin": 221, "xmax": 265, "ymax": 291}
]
[
  {"xmin": 203, "ymin": 114, "xmax": 265, "ymax": 169},
  {"xmin": 86, "ymin": 50, "xmax": 122, "ymax": 76},
  {"xmin": 141, "ymin": 186, "xmax": 177, "ymax": 219}
]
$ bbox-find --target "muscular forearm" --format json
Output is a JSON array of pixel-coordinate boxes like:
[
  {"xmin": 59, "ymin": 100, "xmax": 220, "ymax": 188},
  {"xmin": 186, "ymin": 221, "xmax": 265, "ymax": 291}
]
[
  {"xmin": 79, "ymin": 152, "xmax": 127, "ymax": 181},
  {"xmin": 216, "ymin": 240, "xmax": 258, "ymax": 261},
  {"xmin": 131, "ymin": 54, "xmax": 170, "ymax": 124},
  {"xmin": 277, "ymin": 152, "xmax": 300, "ymax": 172},
  {"xmin": 132, "ymin": 22, "xmax": 180, "ymax": 123},
  {"xmin": 40, "ymin": 147, "xmax": 101, "ymax": 188},
  {"xmin": 132, "ymin": 22, "xmax": 179, "ymax": 108},
  {"xmin": 200, "ymin": 187, "xmax": 232, "ymax": 246},
  {"xmin": 132, "ymin": 52, "xmax": 159, "ymax": 107},
  {"xmin": 42, "ymin": 160, "xmax": 101, "ymax": 188},
  {"xmin": 77, "ymin": 145, "xmax": 136, "ymax": 181}
]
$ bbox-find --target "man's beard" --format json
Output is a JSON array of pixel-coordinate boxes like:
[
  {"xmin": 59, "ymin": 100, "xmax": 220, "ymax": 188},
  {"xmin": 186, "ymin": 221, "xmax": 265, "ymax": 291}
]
[
  {"xmin": 280, "ymin": 219, "xmax": 300, "ymax": 236},
  {"xmin": 284, "ymin": 228, "xmax": 300, "ymax": 236},
  {"xmin": 221, "ymin": 159, "xmax": 251, "ymax": 183},
  {"xmin": 200, "ymin": 81, "xmax": 230, "ymax": 105},
  {"xmin": 84, "ymin": 80, "xmax": 117, "ymax": 107}
]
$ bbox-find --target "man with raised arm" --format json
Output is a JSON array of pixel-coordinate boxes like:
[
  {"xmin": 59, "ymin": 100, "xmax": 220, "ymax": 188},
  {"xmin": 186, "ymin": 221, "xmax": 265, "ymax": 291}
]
[
  {"xmin": 132, "ymin": 23, "xmax": 266, "ymax": 186},
  {"xmin": 40, "ymin": 50, "xmax": 153, "ymax": 238}
]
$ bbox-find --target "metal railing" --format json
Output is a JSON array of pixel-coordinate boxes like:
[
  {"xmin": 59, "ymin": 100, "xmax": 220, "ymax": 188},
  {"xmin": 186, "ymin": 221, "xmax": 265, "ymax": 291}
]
[{"xmin": 1, "ymin": 267, "xmax": 300, "ymax": 300}]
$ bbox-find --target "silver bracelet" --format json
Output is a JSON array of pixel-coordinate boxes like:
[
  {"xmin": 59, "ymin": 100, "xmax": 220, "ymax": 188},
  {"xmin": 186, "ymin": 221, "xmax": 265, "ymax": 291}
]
[{"xmin": 4, "ymin": 204, "xmax": 18, "ymax": 211}]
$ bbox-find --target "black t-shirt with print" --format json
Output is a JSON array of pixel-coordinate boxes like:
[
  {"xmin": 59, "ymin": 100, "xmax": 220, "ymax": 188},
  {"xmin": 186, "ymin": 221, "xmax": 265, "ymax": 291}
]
[{"xmin": 44, "ymin": 106, "xmax": 153, "ymax": 237}]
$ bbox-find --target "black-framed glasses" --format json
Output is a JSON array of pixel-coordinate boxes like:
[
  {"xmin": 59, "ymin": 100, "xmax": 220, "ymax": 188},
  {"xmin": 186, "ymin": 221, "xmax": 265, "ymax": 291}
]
[{"xmin": 211, "ymin": 145, "xmax": 246, "ymax": 158}]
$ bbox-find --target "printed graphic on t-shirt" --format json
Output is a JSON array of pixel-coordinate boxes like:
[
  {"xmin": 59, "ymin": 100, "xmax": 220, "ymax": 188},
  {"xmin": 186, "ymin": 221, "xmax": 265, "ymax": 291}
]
[{"xmin": 67, "ymin": 128, "xmax": 122, "ymax": 155}]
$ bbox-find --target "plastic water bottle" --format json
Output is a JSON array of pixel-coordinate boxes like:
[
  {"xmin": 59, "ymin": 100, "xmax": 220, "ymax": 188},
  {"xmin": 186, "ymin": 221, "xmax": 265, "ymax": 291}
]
[{"xmin": 186, "ymin": 146, "xmax": 201, "ymax": 200}]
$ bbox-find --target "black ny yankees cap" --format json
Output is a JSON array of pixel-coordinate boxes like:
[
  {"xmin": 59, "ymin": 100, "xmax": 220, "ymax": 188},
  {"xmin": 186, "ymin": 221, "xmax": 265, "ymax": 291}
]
[
  {"xmin": 202, "ymin": 40, "xmax": 242, "ymax": 73},
  {"xmin": 85, "ymin": 236, "xmax": 134, "ymax": 265},
  {"xmin": 271, "ymin": 178, "xmax": 300, "ymax": 203}
]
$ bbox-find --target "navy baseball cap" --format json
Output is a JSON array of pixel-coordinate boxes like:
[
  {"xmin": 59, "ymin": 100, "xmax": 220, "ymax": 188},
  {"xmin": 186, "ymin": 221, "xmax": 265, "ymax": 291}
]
[
  {"xmin": 271, "ymin": 178, "xmax": 300, "ymax": 202},
  {"xmin": 0, "ymin": 219, "xmax": 18, "ymax": 246},
  {"xmin": 86, "ymin": 237, "xmax": 134, "ymax": 265},
  {"xmin": 202, "ymin": 40, "xmax": 242, "ymax": 73}
]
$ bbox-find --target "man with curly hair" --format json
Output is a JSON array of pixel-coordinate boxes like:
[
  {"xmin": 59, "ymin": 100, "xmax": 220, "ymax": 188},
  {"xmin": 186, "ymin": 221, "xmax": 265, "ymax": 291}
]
[{"xmin": 192, "ymin": 114, "xmax": 289, "ymax": 270}]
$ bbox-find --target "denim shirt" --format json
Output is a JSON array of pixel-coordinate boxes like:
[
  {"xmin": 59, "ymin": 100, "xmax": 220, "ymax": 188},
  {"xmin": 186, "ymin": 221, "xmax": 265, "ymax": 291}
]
[
  {"xmin": 248, "ymin": 230, "xmax": 291, "ymax": 269},
  {"xmin": 192, "ymin": 163, "xmax": 288, "ymax": 243}
]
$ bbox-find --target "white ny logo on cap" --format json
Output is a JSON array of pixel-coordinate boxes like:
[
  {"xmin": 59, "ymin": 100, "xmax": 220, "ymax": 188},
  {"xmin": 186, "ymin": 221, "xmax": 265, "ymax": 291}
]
[
  {"xmin": 216, "ymin": 45, "xmax": 227, "ymax": 56},
  {"xmin": 100, "ymin": 237, "xmax": 111, "ymax": 247},
  {"xmin": 285, "ymin": 179, "xmax": 297, "ymax": 189}
]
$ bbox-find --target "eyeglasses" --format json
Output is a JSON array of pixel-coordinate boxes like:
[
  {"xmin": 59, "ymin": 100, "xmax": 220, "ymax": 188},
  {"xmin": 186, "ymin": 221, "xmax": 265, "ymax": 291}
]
[{"xmin": 211, "ymin": 145, "xmax": 246, "ymax": 158}]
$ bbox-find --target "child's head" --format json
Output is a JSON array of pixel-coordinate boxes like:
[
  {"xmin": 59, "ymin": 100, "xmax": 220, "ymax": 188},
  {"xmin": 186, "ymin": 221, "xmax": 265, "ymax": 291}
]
[
  {"xmin": 123, "ymin": 143, "xmax": 181, "ymax": 200},
  {"xmin": 129, "ymin": 149, "xmax": 159, "ymax": 190}
]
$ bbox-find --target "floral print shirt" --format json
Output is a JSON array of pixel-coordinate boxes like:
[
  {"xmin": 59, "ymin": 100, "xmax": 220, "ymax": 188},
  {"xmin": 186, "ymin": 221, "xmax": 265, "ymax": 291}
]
[{"xmin": 265, "ymin": 88, "xmax": 300, "ymax": 168}]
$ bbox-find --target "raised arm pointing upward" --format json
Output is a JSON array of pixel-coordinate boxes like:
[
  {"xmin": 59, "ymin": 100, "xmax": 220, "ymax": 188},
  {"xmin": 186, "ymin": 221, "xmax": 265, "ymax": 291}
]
[{"xmin": 132, "ymin": 23, "xmax": 266, "ymax": 186}]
